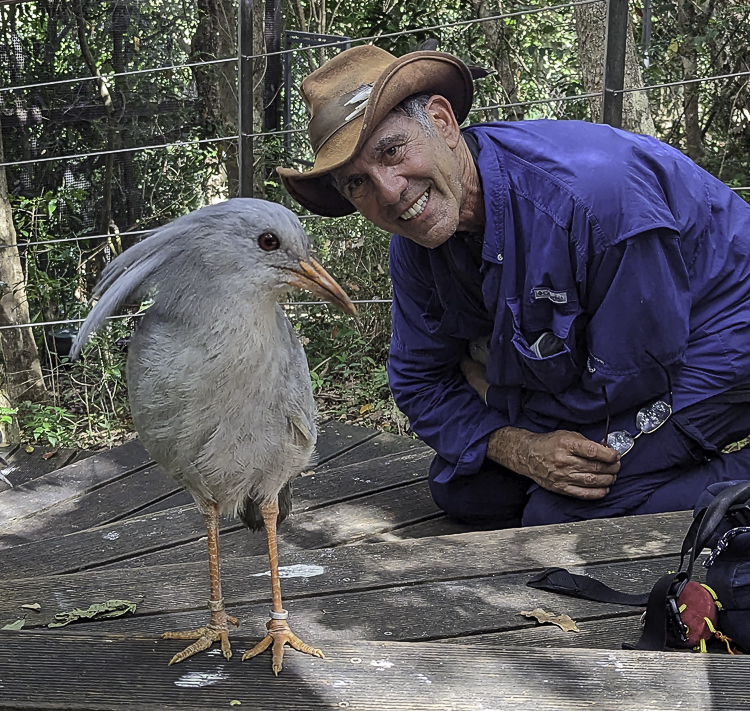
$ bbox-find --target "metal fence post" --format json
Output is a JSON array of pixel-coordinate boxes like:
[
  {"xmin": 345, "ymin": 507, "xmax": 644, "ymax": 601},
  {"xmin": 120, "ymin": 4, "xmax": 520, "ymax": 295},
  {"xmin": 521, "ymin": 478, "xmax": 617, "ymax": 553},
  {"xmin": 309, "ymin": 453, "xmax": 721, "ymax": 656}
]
[
  {"xmin": 601, "ymin": 0, "xmax": 628, "ymax": 128},
  {"xmin": 238, "ymin": 0, "xmax": 254, "ymax": 198}
]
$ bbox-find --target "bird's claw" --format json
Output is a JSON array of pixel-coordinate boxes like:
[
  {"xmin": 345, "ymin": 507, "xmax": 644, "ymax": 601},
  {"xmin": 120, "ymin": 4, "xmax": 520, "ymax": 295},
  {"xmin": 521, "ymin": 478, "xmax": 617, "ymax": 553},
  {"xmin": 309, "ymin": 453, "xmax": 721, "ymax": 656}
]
[
  {"xmin": 242, "ymin": 618, "xmax": 324, "ymax": 674},
  {"xmin": 163, "ymin": 614, "xmax": 239, "ymax": 665}
]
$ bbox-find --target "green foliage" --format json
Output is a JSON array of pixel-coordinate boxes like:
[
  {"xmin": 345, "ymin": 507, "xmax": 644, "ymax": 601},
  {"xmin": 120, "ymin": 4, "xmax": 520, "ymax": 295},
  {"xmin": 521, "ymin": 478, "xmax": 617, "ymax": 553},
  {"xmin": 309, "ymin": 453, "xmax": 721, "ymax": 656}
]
[
  {"xmin": 19, "ymin": 402, "xmax": 78, "ymax": 448},
  {"xmin": 3, "ymin": 0, "xmax": 749, "ymax": 446},
  {"xmin": 0, "ymin": 407, "xmax": 18, "ymax": 426}
]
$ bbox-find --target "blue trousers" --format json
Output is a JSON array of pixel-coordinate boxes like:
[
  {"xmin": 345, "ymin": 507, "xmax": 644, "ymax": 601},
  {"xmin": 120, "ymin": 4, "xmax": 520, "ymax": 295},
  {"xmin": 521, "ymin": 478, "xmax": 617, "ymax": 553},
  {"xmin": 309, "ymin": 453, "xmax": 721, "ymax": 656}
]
[{"xmin": 428, "ymin": 396, "xmax": 750, "ymax": 527}]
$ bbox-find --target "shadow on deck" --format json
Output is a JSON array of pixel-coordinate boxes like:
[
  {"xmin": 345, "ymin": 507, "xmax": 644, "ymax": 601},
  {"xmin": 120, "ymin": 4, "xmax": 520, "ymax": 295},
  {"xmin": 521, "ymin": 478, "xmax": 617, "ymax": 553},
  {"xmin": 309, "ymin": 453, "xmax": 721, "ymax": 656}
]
[{"xmin": 0, "ymin": 422, "xmax": 746, "ymax": 710}]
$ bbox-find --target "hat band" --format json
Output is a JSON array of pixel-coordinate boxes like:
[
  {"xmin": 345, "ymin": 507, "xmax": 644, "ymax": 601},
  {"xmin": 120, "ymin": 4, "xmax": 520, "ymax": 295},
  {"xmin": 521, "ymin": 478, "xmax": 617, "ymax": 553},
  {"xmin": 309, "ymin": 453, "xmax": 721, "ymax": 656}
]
[{"xmin": 308, "ymin": 83, "xmax": 373, "ymax": 154}]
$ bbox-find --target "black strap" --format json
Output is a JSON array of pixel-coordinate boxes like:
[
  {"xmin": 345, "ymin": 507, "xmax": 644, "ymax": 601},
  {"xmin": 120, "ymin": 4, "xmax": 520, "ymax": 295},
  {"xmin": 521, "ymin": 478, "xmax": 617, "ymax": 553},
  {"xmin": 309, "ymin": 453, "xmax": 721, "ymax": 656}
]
[
  {"xmin": 627, "ymin": 572, "xmax": 688, "ymax": 651},
  {"xmin": 526, "ymin": 481, "xmax": 750, "ymax": 652},
  {"xmin": 685, "ymin": 480, "xmax": 750, "ymax": 578},
  {"xmin": 527, "ymin": 567, "xmax": 649, "ymax": 606}
]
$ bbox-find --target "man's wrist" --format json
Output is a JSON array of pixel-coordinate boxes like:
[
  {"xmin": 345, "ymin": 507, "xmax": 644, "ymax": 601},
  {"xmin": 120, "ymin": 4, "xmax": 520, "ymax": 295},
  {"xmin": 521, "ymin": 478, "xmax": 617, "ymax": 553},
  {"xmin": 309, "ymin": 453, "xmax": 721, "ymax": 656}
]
[{"xmin": 487, "ymin": 427, "xmax": 532, "ymax": 477}]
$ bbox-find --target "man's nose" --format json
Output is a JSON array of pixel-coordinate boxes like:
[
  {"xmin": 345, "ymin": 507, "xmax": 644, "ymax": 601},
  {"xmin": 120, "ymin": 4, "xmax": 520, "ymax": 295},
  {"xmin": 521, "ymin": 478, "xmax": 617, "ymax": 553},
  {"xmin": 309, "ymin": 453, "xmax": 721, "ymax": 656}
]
[{"xmin": 371, "ymin": 169, "xmax": 406, "ymax": 205}]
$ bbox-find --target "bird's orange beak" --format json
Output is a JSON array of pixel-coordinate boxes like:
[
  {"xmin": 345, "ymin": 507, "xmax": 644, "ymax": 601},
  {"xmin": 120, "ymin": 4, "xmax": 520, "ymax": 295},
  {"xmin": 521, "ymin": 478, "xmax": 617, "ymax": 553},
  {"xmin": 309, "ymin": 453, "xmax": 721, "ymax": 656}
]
[{"xmin": 287, "ymin": 256, "xmax": 357, "ymax": 316}]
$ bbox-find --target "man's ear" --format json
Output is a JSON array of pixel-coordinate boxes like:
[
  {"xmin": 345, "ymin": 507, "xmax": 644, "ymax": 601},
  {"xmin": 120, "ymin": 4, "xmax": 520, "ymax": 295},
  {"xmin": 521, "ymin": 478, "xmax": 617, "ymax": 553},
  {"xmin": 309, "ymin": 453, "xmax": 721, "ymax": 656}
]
[{"xmin": 426, "ymin": 95, "xmax": 462, "ymax": 148}]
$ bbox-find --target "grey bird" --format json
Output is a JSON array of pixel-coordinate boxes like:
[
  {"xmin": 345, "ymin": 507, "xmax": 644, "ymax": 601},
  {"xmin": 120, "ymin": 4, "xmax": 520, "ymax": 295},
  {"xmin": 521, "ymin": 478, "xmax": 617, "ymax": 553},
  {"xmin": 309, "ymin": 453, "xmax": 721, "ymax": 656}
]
[{"xmin": 71, "ymin": 198, "xmax": 356, "ymax": 673}]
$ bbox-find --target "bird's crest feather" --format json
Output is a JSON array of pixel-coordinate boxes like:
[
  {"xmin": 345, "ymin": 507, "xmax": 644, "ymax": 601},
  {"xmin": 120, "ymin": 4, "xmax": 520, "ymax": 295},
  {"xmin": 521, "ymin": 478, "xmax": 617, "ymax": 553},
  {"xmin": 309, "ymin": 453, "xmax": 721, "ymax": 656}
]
[{"xmin": 70, "ymin": 226, "xmax": 183, "ymax": 359}]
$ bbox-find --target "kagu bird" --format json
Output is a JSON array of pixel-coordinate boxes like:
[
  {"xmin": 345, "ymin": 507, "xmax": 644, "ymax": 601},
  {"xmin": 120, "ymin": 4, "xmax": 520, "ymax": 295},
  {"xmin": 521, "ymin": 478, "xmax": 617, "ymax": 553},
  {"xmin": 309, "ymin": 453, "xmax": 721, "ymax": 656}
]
[{"xmin": 71, "ymin": 199, "xmax": 356, "ymax": 674}]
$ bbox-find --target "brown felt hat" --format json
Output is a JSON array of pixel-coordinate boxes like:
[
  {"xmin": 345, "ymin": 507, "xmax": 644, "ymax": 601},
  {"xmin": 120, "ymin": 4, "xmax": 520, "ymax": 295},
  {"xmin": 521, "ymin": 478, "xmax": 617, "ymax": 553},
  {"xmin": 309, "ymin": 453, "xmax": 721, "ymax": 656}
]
[{"xmin": 276, "ymin": 45, "xmax": 474, "ymax": 217}]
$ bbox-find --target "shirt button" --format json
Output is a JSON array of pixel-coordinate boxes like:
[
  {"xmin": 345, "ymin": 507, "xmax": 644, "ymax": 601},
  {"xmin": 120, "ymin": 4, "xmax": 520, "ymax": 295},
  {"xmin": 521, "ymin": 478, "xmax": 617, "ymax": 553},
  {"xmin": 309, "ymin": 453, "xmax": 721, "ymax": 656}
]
[{"xmin": 497, "ymin": 253, "xmax": 503, "ymax": 262}]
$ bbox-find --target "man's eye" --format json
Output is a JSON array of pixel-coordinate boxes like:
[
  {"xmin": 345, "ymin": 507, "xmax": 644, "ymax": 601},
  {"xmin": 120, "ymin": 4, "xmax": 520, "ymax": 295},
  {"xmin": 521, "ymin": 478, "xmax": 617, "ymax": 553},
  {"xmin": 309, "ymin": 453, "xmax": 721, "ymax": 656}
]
[{"xmin": 347, "ymin": 177, "xmax": 364, "ymax": 197}]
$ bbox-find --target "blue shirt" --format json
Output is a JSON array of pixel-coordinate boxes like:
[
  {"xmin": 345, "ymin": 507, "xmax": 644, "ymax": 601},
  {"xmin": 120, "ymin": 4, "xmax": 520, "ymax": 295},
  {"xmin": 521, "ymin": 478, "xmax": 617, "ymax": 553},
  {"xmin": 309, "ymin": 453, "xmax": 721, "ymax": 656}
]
[{"xmin": 387, "ymin": 120, "xmax": 750, "ymax": 484}]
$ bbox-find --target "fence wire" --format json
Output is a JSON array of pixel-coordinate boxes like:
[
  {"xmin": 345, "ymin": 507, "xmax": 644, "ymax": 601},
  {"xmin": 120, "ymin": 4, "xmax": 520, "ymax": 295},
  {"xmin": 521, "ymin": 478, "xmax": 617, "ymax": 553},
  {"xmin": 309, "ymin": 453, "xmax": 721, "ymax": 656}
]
[{"xmin": 1, "ymin": 0, "xmax": 749, "ymax": 332}]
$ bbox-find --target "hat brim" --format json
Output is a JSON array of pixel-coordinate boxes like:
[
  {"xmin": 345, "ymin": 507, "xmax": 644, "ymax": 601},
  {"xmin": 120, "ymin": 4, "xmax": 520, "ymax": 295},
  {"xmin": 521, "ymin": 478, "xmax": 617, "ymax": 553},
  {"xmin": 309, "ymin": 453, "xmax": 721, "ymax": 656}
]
[{"xmin": 277, "ymin": 50, "xmax": 474, "ymax": 218}]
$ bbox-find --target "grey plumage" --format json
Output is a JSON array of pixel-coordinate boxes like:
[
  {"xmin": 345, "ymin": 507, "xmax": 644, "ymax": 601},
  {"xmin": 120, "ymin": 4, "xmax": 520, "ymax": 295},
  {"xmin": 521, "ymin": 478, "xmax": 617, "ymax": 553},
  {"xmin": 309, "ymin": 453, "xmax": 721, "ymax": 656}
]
[
  {"xmin": 72, "ymin": 198, "xmax": 354, "ymax": 670},
  {"xmin": 73, "ymin": 199, "xmax": 319, "ymax": 521}
]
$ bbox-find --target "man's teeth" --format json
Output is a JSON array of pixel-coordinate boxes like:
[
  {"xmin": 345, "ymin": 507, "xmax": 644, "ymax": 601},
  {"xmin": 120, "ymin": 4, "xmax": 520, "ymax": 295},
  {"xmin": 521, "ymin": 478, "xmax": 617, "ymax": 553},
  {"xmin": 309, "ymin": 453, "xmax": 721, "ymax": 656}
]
[{"xmin": 400, "ymin": 190, "xmax": 429, "ymax": 221}]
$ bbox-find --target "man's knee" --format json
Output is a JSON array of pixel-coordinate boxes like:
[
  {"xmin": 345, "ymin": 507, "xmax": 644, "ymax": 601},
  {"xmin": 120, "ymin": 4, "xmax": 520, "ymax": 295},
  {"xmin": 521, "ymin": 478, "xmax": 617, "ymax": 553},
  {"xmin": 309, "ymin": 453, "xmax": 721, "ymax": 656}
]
[{"xmin": 428, "ymin": 456, "xmax": 530, "ymax": 529}]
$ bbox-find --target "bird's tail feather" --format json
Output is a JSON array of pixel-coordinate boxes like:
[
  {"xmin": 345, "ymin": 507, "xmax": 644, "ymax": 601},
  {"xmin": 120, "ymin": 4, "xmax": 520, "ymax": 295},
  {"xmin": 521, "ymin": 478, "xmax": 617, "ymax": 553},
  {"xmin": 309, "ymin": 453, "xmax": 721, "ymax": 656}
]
[
  {"xmin": 70, "ymin": 237, "xmax": 180, "ymax": 360},
  {"xmin": 239, "ymin": 481, "xmax": 293, "ymax": 532}
]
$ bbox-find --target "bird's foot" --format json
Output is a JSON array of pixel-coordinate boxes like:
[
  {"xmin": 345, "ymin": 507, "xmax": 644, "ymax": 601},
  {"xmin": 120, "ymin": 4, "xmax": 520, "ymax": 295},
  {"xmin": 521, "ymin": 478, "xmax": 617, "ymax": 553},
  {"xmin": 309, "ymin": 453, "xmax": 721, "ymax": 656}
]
[
  {"xmin": 242, "ymin": 614, "xmax": 324, "ymax": 675},
  {"xmin": 162, "ymin": 608, "xmax": 239, "ymax": 665}
]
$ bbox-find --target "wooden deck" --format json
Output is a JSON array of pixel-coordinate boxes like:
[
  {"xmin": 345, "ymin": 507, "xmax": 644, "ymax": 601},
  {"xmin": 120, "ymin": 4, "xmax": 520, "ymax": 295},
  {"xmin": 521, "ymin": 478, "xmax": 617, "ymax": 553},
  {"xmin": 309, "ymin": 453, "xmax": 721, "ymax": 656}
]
[{"xmin": 0, "ymin": 422, "xmax": 748, "ymax": 710}]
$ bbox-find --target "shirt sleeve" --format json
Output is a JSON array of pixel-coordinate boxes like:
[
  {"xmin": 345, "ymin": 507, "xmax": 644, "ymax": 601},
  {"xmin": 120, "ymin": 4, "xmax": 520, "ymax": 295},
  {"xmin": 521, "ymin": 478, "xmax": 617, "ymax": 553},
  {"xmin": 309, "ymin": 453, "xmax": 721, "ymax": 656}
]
[
  {"xmin": 387, "ymin": 237, "xmax": 513, "ymax": 484},
  {"xmin": 583, "ymin": 229, "xmax": 691, "ymax": 405}
]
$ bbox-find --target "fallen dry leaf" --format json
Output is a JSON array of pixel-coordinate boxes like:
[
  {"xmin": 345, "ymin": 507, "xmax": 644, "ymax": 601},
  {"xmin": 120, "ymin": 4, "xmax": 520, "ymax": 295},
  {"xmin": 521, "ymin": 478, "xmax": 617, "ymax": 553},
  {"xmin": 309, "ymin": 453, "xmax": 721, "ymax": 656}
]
[
  {"xmin": 42, "ymin": 450, "xmax": 58, "ymax": 460},
  {"xmin": 20, "ymin": 603, "xmax": 41, "ymax": 612},
  {"xmin": 24, "ymin": 446, "xmax": 34, "ymax": 454},
  {"xmin": 48, "ymin": 599, "xmax": 138, "ymax": 628},
  {"xmin": 2, "ymin": 619, "xmax": 25, "ymax": 631},
  {"xmin": 520, "ymin": 608, "xmax": 580, "ymax": 633},
  {"xmin": 360, "ymin": 403, "xmax": 373, "ymax": 414}
]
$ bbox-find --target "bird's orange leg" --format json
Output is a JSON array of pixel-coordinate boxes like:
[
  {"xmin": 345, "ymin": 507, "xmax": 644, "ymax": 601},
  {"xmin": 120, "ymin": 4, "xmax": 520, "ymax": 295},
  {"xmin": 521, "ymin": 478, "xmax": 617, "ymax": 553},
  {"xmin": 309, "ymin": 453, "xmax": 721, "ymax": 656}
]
[
  {"xmin": 162, "ymin": 501, "xmax": 238, "ymax": 665},
  {"xmin": 242, "ymin": 497, "xmax": 324, "ymax": 675}
]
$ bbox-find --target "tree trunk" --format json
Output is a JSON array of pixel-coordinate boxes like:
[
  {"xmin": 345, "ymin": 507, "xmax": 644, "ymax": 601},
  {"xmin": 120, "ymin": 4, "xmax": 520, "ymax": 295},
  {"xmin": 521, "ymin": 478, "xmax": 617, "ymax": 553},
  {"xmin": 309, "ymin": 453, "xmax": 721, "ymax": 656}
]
[
  {"xmin": 253, "ymin": 0, "xmax": 266, "ymax": 197},
  {"xmin": 574, "ymin": 4, "xmax": 656, "ymax": 136},
  {"xmin": 74, "ymin": 0, "xmax": 117, "ymax": 236},
  {"xmin": 191, "ymin": 0, "xmax": 267, "ymax": 199},
  {"xmin": 465, "ymin": 0, "xmax": 523, "ymax": 121},
  {"xmin": 0, "ymin": 131, "xmax": 48, "ymax": 443},
  {"xmin": 112, "ymin": 1, "xmax": 141, "ymax": 248},
  {"xmin": 191, "ymin": 0, "xmax": 241, "ymax": 197},
  {"xmin": 677, "ymin": 0, "xmax": 705, "ymax": 161}
]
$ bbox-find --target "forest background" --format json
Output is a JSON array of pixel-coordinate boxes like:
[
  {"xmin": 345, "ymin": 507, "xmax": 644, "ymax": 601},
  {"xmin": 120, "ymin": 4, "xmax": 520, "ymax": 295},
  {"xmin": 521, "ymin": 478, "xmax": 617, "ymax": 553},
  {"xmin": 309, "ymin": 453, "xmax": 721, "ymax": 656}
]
[{"xmin": 0, "ymin": 0, "xmax": 748, "ymax": 451}]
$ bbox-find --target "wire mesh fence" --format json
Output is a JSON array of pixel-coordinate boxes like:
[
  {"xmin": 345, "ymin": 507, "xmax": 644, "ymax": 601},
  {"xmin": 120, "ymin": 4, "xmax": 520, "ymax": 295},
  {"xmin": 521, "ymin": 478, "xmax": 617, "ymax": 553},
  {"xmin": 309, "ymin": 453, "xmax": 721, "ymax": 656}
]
[{"xmin": 1, "ymin": 0, "xmax": 748, "ymax": 444}]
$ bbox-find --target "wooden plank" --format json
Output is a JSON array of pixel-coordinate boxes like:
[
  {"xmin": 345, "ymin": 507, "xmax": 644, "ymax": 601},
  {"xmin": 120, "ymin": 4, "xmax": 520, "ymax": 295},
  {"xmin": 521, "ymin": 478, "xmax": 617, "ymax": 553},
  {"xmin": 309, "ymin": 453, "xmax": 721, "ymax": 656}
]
[
  {"xmin": 103, "ymin": 490, "xmax": 440, "ymax": 569},
  {"xmin": 126, "ymin": 489, "xmax": 193, "ymax": 517},
  {"xmin": 441, "ymin": 612, "xmax": 645, "ymax": 650},
  {"xmin": 102, "ymin": 478, "xmax": 440, "ymax": 570},
  {"xmin": 120, "ymin": 429, "xmax": 427, "ymax": 520},
  {"xmin": 0, "ymin": 477, "xmax": 441, "ymax": 577},
  {"xmin": 0, "ymin": 446, "xmax": 77, "ymax": 490},
  {"xmin": 0, "ymin": 422, "xmax": 409, "ymax": 545},
  {"xmin": 0, "ymin": 439, "xmax": 153, "ymax": 529},
  {"xmin": 0, "ymin": 512, "xmax": 692, "ymax": 629},
  {"xmin": 0, "ymin": 464, "xmax": 176, "ymax": 546},
  {"xmin": 314, "ymin": 420, "xmax": 379, "ymax": 464},
  {"xmin": 315, "ymin": 429, "xmax": 424, "ymax": 473},
  {"xmin": 0, "ymin": 445, "xmax": 435, "ymax": 575},
  {"xmin": 363, "ymin": 514, "xmax": 476, "ymax": 542},
  {"xmin": 26, "ymin": 556, "xmax": 682, "ymax": 645},
  {"xmin": 0, "ymin": 633, "xmax": 747, "ymax": 710}
]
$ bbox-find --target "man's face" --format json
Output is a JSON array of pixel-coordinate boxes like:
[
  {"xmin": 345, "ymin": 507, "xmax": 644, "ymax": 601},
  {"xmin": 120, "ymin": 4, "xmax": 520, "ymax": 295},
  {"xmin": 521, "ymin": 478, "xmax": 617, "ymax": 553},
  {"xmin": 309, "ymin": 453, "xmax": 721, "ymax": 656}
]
[{"xmin": 332, "ymin": 98, "xmax": 464, "ymax": 249}]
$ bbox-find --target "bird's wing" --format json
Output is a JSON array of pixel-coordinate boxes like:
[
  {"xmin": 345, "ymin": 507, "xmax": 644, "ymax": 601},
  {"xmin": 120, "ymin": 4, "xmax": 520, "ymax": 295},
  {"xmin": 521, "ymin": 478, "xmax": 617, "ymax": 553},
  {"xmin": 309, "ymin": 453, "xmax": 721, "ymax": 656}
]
[
  {"xmin": 70, "ymin": 230, "xmax": 183, "ymax": 359},
  {"xmin": 289, "ymin": 414, "xmax": 314, "ymax": 448},
  {"xmin": 277, "ymin": 309, "xmax": 317, "ymax": 449}
]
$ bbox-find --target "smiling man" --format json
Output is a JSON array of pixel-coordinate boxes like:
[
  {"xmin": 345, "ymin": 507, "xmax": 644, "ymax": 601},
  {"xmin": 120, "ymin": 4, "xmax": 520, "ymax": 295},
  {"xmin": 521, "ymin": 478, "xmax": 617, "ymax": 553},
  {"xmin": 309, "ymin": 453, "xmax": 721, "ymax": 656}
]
[{"xmin": 278, "ymin": 45, "xmax": 750, "ymax": 528}]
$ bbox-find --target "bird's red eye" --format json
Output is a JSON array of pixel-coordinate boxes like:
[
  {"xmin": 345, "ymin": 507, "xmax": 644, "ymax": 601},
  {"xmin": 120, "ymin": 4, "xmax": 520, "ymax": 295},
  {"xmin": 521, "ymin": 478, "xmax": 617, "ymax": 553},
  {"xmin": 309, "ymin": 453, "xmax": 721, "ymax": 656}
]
[{"xmin": 258, "ymin": 233, "xmax": 280, "ymax": 251}]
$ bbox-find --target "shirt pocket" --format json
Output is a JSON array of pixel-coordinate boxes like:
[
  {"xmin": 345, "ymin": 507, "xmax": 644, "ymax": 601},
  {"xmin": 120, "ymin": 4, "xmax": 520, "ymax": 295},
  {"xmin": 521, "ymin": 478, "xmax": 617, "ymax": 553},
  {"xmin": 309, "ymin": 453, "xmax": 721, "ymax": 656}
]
[{"xmin": 506, "ymin": 295, "xmax": 583, "ymax": 393}]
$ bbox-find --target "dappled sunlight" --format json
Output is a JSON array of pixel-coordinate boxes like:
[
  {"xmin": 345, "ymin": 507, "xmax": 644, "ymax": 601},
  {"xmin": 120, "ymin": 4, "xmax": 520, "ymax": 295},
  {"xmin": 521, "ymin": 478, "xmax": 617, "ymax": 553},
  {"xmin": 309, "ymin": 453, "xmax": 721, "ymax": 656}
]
[{"xmin": 0, "ymin": 495, "xmax": 82, "ymax": 550}]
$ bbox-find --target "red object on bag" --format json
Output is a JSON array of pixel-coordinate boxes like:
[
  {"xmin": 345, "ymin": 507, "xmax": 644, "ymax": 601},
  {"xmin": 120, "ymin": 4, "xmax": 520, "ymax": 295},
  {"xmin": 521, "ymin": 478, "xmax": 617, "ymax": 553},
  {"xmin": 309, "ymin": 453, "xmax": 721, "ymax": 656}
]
[{"xmin": 667, "ymin": 581, "xmax": 720, "ymax": 648}]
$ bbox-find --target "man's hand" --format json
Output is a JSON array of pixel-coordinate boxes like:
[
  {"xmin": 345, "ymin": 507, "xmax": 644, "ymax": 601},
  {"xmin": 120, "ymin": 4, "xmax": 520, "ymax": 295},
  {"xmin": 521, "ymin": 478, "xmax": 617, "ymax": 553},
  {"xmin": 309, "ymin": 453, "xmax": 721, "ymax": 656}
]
[
  {"xmin": 488, "ymin": 427, "xmax": 620, "ymax": 500},
  {"xmin": 460, "ymin": 356, "xmax": 489, "ymax": 402}
]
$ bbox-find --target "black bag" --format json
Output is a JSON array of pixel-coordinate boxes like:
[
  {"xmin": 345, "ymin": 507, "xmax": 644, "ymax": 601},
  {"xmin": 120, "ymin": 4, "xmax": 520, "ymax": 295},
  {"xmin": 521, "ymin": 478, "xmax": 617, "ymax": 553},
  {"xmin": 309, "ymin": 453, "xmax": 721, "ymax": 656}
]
[{"xmin": 527, "ymin": 479, "xmax": 750, "ymax": 654}]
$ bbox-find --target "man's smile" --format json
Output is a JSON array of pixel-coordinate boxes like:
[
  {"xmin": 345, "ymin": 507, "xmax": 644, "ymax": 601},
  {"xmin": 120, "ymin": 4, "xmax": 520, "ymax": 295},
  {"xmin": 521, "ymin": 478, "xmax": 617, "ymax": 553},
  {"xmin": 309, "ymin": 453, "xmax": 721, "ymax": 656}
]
[{"xmin": 399, "ymin": 188, "xmax": 430, "ymax": 221}]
